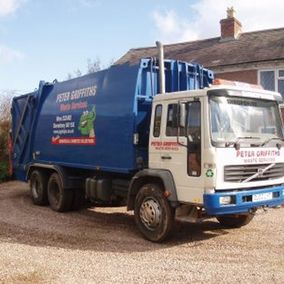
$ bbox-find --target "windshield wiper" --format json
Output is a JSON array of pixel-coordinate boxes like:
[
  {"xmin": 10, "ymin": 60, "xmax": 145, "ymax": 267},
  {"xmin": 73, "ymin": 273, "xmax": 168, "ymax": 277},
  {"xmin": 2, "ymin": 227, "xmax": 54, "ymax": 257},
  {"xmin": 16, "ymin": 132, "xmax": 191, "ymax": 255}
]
[
  {"xmin": 225, "ymin": 136, "xmax": 261, "ymax": 150},
  {"xmin": 261, "ymin": 137, "xmax": 284, "ymax": 149}
]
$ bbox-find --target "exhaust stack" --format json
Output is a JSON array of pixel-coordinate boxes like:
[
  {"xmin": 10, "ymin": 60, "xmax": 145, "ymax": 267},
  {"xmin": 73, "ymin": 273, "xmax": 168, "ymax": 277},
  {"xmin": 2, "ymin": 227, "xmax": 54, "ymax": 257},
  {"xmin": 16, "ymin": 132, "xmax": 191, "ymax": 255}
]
[{"xmin": 156, "ymin": 41, "xmax": 165, "ymax": 94}]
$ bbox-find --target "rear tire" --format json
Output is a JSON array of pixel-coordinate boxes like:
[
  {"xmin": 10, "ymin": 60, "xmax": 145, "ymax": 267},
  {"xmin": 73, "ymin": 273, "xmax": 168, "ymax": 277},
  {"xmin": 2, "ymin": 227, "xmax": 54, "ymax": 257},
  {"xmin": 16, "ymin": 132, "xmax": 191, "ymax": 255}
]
[
  {"xmin": 47, "ymin": 173, "xmax": 73, "ymax": 212},
  {"xmin": 217, "ymin": 213, "xmax": 254, "ymax": 228},
  {"xmin": 30, "ymin": 170, "xmax": 49, "ymax": 206},
  {"xmin": 134, "ymin": 183, "xmax": 174, "ymax": 242}
]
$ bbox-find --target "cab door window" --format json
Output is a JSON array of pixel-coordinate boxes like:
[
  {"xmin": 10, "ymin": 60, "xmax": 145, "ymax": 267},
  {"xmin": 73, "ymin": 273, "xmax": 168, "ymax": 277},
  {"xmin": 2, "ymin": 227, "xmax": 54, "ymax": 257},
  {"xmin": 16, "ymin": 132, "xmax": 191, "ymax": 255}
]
[
  {"xmin": 166, "ymin": 104, "xmax": 178, "ymax": 136},
  {"xmin": 153, "ymin": 104, "xmax": 162, "ymax": 137},
  {"xmin": 187, "ymin": 101, "xmax": 201, "ymax": 176}
]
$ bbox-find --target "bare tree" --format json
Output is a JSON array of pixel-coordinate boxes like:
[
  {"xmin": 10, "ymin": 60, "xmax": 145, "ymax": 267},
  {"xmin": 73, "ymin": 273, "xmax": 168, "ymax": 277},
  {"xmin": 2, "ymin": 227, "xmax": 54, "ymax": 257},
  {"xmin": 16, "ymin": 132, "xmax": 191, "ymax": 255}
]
[
  {"xmin": 66, "ymin": 56, "xmax": 115, "ymax": 79},
  {"xmin": 66, "ymin": 69, "xmax": 82, "ymax": 80},
  {"xmin": 0, "ymin": 91, "xmax": 14, "ymax": 181},
  {"xmin": 87, "ymin": 57, "xmax": 101, "ymax": 73},
  {"xmin": 66, "ymin": 73, "xmax": 73, "ymax": 80},
  {"xmin": 0, "ymin": 91, "xmax": 13, "ymax": 122},
  {"xmin": 74, "ymin": 68, "xmax": 82, "ymax": 77},
  {"xmin": 108, "ymin": 58, "xmax": 115, "ymax": 67}
]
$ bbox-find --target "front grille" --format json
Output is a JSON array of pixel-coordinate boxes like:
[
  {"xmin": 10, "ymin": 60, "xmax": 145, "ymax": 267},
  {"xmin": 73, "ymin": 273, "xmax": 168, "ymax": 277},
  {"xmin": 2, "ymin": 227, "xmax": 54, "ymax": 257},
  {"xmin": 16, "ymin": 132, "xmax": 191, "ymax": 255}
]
[{"xmin": 224, "ymin": 163, "xmax": 284, "ymax": 183}]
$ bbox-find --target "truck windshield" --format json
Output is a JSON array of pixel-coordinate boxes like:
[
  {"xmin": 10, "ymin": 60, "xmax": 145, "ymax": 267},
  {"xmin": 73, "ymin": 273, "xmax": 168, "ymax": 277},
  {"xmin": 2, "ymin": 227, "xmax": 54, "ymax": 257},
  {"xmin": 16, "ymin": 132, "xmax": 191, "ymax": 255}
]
[{"xmin": 209, "ymin": 94, "xmax": 283, "ymax": 147}]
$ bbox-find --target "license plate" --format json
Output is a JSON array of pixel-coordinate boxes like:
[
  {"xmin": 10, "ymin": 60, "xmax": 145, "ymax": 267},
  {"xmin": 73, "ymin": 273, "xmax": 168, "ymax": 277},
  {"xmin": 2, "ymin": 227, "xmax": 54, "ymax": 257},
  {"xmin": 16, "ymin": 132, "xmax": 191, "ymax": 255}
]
[{"xmin": 252, "ymin": 192, "xmax": 273, "ymax": 202}]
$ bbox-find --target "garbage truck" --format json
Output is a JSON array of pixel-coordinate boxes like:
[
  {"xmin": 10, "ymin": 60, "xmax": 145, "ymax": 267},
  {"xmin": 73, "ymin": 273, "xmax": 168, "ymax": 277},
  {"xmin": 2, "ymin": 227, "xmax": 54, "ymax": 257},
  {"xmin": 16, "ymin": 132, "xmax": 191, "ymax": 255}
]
[{"xmin": 11, "ymin": 42, "xmax": 284, "ymax": 242}]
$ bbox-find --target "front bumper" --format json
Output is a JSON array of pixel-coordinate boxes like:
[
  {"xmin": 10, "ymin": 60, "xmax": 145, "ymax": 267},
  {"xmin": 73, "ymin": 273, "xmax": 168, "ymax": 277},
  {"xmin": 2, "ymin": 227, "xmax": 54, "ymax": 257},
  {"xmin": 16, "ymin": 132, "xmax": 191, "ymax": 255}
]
[{"xmin": 204, "ymin": 185, "xmax": 284, "ymax": 215}]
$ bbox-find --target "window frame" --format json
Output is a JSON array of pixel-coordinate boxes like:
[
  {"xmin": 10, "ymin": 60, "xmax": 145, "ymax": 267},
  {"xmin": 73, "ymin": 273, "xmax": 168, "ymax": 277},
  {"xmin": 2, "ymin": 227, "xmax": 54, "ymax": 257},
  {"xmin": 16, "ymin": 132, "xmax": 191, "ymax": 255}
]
[
  {"xmin": 153, "ymin": 104, "xmax": 163, "ymax": 137},
  {"xmin": 258, "ymin": 68, "xmax": 284, "ymax": 96},
  {"xmin": 166, "ymin": 103, "xmax": 178, "ymax": 137},
  {"xmin": 186, "ymin": 101, "xmax": 202, "ymax": 177}
]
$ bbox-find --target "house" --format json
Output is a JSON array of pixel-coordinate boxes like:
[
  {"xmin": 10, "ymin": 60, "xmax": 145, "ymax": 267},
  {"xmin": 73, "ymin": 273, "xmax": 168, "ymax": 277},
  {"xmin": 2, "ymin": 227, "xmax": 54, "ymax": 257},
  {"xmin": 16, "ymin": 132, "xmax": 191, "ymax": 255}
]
[{"xmin": 117, "ymin": 8, "xmax": 284, "ymax": 110}]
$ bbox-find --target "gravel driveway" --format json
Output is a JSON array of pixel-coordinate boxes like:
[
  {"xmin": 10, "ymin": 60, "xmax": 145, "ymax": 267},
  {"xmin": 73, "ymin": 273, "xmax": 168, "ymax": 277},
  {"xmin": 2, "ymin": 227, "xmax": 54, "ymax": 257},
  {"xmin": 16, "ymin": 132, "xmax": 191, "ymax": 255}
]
[{"xmin": 0, "ymin": 181, "xmax": 283, "ymax": 283}]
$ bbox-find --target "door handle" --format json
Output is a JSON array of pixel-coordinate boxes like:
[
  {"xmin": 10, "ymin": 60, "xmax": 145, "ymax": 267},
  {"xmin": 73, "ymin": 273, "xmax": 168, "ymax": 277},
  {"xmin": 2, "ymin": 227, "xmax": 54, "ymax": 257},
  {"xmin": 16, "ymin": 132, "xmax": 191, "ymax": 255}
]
[{"xmin": 161, "ymin": 155, "xmax": 172, "ymax": 160}]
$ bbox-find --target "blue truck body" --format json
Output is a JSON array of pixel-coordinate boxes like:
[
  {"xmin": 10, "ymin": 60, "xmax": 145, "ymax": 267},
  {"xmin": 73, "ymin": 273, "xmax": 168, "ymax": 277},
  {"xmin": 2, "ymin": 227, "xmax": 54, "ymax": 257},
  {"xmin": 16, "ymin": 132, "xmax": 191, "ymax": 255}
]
[{"xmin": 11, "ymin": 58, "xmax": 213, "ymax": 181}]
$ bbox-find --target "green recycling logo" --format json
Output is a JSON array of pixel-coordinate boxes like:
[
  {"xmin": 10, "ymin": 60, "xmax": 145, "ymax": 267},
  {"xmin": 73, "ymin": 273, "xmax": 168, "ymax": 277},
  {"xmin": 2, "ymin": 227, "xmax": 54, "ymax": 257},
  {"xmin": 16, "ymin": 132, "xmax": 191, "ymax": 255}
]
[{"xmin": 206, "ymin": 169, "xmax": 214, "ymax": 178}]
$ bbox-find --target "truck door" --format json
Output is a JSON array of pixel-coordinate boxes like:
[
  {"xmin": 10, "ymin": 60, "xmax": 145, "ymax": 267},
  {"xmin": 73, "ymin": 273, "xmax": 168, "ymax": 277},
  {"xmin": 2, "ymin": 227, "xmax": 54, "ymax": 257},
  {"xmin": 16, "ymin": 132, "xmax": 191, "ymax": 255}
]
[{"xmin": 150, "ymin": 99, "xmax": 204, "ymax": 204}]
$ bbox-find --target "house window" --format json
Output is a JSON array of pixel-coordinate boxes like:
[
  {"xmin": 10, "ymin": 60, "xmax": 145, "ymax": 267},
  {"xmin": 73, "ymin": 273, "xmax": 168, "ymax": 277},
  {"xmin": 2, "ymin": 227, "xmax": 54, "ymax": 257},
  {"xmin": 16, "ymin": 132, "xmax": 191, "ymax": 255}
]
[{"xmin": 259, "ymin": 69, "xmax": 284, "ymax": 98}]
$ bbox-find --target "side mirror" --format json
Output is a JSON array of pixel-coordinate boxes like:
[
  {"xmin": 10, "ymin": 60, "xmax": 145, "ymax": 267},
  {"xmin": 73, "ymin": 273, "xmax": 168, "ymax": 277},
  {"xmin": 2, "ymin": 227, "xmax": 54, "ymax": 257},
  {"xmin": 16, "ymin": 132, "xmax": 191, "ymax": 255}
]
[{"xmin": 179, "ymin": 103, "xmax": 186, "ymax": 128}]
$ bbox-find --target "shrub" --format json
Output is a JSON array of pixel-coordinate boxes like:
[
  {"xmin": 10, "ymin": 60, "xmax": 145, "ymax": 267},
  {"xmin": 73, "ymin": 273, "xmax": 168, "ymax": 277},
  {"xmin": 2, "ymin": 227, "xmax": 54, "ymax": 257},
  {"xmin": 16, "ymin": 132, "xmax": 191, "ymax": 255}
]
[
  {"xmin": 0, "ymin": 94, "xmax": 12, "ymax": 183},
  {"xmin": 0, "ymin": 160, "xmax": 9, "ymax": 181},
  {"xmin": 0, "ymin": 121, "xmax": 10, "ymax": 182}
]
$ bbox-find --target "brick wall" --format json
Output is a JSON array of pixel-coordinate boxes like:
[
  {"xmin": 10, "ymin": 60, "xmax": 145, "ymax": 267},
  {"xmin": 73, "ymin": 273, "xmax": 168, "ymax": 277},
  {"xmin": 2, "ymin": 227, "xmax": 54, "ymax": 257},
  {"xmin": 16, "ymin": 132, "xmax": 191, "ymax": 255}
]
[
  {"xmin": 216, "ymin": 69, "xmax": 257, "ymax": 84},
  {"xmin": 220, "ymin": 17, "xmax": 242, "ymax": 39}
]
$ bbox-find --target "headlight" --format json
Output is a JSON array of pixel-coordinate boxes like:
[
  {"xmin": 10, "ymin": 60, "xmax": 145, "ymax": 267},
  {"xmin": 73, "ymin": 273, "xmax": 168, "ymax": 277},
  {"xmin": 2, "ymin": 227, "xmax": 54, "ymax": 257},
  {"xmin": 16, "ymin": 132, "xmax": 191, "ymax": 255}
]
[{"xmin": 219, "ymin": 196, "xmax": 233, "ymax": 205}]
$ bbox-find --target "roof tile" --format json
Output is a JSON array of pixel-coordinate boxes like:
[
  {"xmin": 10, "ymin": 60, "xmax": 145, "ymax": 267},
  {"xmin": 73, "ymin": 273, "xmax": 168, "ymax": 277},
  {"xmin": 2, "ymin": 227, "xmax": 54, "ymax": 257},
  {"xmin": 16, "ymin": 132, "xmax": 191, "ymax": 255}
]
[{"xmin": 116, "ymin": 28, "xmax": 284, "ymax": 67}]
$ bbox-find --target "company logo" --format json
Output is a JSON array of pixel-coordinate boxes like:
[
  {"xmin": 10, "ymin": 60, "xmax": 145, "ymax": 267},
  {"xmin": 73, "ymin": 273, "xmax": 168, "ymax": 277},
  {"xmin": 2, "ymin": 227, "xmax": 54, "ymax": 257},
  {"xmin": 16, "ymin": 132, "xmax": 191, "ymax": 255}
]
[
  {"xmin": 236, "ymin": 149, "xmax": 281, "ymax": 164},
  {"xmin": 257, "ymin": 168, "xmax": 265, "ymax": 177}
]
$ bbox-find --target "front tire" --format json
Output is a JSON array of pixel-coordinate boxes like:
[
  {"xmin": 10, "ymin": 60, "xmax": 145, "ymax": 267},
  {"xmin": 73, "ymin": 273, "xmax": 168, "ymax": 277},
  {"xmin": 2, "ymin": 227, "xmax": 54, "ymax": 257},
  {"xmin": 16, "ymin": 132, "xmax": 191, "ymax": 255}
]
[
  {"xmin": 134, "ymin": 184, "xmax": 174, "ymax": 242},
  {"xmin": 217, "ymin": 213, "xmax": 254, "ymax": 228},
  {"xmin": 30, "ymin": 170, "xmax": 49, "ymax": 206},
  {"xmin": 47, "ymin": 173, "xmax": 73, "ymax": 212}
]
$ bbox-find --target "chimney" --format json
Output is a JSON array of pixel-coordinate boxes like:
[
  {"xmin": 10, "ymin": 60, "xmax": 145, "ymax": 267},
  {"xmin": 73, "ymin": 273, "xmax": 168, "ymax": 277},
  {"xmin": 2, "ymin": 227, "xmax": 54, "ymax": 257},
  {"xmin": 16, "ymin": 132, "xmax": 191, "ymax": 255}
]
[{"xmin": 220, "ymin": 7, "xmax": 242, "ymax": 40}]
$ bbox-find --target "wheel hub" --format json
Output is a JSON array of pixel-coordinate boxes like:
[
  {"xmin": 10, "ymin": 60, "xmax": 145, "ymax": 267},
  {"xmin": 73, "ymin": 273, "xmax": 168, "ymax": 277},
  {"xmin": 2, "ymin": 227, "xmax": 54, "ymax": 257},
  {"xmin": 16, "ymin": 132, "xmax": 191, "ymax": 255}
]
[{"xmin": 139, "ymin": 198, "xmax": 161, "ymax": 230}]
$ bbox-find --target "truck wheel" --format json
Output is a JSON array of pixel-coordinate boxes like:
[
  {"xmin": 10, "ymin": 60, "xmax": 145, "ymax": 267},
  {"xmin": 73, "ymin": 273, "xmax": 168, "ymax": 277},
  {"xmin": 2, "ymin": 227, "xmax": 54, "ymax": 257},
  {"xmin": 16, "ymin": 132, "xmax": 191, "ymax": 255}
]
[
  {"xmin": 134, "ymin": 184, "xmax": 174, "ymax": 242},
  {"xmin": 30, "ymin": 170, "xmax": 48, "ymax": 206},
  {"xmin": 217, "ymin": 213, "xmax": 254, "ymax": 228},
  {"xmin": 47, "ymin": 173, "xmax": 73, "ymax": 212}
]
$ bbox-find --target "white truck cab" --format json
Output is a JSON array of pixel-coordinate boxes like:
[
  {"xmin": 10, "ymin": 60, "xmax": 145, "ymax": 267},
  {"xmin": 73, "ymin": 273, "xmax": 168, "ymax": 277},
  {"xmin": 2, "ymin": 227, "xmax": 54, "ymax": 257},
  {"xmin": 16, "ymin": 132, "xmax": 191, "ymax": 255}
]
[
  {"xmin": 128, "ymin": 43, "xmax": 284, "ymax": 242},
  {"xmin": 143, "ymin": 80, "xmax": 284, "ymax": 234}
]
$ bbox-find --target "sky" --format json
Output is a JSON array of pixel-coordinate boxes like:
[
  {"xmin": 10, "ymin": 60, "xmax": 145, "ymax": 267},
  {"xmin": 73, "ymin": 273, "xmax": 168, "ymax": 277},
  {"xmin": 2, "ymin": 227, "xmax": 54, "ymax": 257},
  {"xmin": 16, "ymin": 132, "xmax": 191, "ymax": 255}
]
[{"xmin": 0, "ymin": 0, "xmax": 284, "ymax": 94}]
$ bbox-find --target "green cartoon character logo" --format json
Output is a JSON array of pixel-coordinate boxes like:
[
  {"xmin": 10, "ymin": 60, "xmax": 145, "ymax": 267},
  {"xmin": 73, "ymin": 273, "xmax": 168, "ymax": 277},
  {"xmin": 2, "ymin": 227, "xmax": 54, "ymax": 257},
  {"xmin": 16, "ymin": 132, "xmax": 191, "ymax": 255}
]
[{"xmin": 78, "ymin": 105, "xmax": 96, "ymax": 137}]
